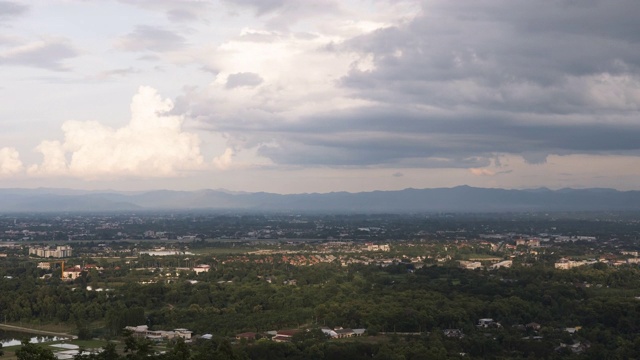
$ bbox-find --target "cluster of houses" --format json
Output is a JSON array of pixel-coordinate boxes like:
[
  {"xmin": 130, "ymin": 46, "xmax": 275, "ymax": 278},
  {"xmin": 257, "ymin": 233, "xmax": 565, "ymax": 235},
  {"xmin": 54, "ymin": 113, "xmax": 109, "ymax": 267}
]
[
  {"xmin": 514, "ymin": 238, "xmax": 541, "ymax": 247},
  {"xmin": 235, "ymin": 327, "xmax": 366, "ymax": 343},
  {"xmin": 124, "ymin": 325, "xmax": 365, "ymax": 344},
  {"xmin": 364, "ymin": 243, "xmax": 390, "ymax": 252},
  {"xmin": 554, "ymin": 258, "xmax": 598, "ymax": 270},
  {"xmin": 554, "ymin": 256, "xmax": 640, "ymax": 269}
]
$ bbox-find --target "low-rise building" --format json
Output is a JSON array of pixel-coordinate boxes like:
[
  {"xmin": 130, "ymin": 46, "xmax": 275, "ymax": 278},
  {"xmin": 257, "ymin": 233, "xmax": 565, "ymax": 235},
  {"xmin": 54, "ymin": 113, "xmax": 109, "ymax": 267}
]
[
  {"xmin": 491, "ymin": 260, "xmax": 513, "ymax": 269},
  {"xmin": 125, "ymin": 326, "xmax": 192, "ymax": 341},
  {"xmin": 459, "ymin": 261, "xmax": 482, "ymax": 270},
  {"xmin": 193, "ymin": 265, "xmax": 210, "ymax": 274}
]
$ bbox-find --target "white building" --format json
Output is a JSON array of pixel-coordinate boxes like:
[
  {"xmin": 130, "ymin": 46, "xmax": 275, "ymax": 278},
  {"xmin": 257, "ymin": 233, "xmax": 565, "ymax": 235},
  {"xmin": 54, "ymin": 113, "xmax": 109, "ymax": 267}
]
[{"xmin": 29, "ymin": 245, "xmax": 72, "ymax": 258}]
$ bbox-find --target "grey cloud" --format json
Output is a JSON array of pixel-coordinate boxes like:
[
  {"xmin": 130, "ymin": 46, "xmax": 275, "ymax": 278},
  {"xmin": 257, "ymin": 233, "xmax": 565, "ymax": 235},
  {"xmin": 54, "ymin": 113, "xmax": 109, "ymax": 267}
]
[
  {"xmin": 190, "ymin": 1, "xmax": 640, "ymax": 169},
  {"xmin": 201, "ymin": 100, "xmax": 640, "ymax": 168},
  {"xmin": 237, "ymin": 30, "xmax": 283, "ymax": 43},
  {"xmin": 166, "ymin": 8, "xmax": 199, "ymax": 22},
  {"xmin": 257, "ymin": 136, "xmax": 494, "ymax": 168},
  {"xmin": 116, "ymin": 25, "xmax": 187, "ymax": 52},
  {"xmin": 222, "ymin": 0, "xmax": 340, "ymax": 29},
  {"xmin": 341, "ymin": 0, "xmax": 640, "ymax": 98},
  {"xmin": 226, "ymin": 72, "xmax": 264, "ymax": 89},
  {"xmin": 0, "ymin": 1, "xmax": 27, "ymax": 21},
  {"xmin": 95, "ymin": 67, "xmax": 140, "ymax": 80},
  {"xmin": 521, "ymin": 153, "xmax": 548, "ymax": 165},
  {"xmin": 0, "ymin": 38, "xmax": 78, "ymax": 71},
  {"xmin": 118, "ymin": 0, "xmax": 211, "ymax": 23},
  {"xmin": 222, "ymin": 0, "xmax": 287, "ymax": 15}
]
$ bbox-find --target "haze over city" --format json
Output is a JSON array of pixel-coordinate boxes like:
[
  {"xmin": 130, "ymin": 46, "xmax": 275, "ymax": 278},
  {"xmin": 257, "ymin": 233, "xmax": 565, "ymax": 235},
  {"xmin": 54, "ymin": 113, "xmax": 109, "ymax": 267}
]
[{"xmin": 1, "ymin": 0, "xmax": 639, "ymax": 194}]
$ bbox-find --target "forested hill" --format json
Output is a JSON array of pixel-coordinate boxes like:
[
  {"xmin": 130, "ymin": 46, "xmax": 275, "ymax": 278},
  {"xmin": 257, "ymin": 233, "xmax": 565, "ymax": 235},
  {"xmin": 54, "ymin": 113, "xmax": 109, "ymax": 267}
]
[{"xmin": 1, "ymin": 186, "xmax": 640, "ymax": 212}]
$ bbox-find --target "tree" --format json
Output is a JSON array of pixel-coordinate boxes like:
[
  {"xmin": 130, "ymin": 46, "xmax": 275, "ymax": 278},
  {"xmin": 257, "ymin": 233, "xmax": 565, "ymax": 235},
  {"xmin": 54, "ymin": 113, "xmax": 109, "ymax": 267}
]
[
  {"xmin": 15, "ymin": 339, "xmax": 56, "ymax": 360},
  {"xmin": 164, "ymin": 338, "xmax": 191, "ymax": 360},
  {"xmin": 123, "ymin": 331, "xmax": 154, "ymax": 360},
  {"xmin": 99, "ymin": 342, "xmax": 121, "ymax": 360}
]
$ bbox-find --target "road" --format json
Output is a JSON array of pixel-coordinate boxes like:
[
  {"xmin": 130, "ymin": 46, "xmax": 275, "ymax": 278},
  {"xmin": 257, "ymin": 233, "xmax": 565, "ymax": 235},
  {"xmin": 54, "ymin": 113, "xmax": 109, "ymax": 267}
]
[{"xmin": 0, "ymin": 323, "xmax": 76, "ymax": 340}]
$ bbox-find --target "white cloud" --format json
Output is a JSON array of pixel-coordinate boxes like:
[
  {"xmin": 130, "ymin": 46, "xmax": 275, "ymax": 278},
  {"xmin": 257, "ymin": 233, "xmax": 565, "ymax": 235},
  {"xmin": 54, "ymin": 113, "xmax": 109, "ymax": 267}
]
[
  {"xmin": 213, "ymin": 147, "xmax": 234, "ymax": 170},
  {"xmin": 29, "ymin": 86, "xmax": 205, "ymax": 179},
  {"xmin": 469, "ymin": 168, "xmax": 495, "ymax": 176},
  {"xmin": 0, "ymin": 147, "xmax": 23, "ymax": 176},
  {"xmin": 31, "ymin": 140, "xmax": 67, "ymax": 176}
]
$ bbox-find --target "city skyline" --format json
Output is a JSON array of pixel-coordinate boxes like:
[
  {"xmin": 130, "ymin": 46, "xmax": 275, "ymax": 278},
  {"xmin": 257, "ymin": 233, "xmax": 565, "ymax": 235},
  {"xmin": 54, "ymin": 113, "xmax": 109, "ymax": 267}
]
[{"xmin": 1, "ymin": 0, "xmax": 640, "ymax": 194}]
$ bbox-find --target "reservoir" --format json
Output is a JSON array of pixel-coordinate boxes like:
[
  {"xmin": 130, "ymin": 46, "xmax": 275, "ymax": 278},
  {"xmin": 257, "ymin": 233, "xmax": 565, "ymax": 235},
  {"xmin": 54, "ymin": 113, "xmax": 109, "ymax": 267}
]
[{"xmin": 0, "ymin": 329, "xmax": 66, "ymax": 347}]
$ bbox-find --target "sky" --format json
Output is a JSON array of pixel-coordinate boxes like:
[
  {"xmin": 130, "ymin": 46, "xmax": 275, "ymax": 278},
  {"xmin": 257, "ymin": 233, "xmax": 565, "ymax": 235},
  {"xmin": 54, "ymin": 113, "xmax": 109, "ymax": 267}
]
[{"xmin": 1, "ymin": 0, "xmax": 640, "ymax": 194}]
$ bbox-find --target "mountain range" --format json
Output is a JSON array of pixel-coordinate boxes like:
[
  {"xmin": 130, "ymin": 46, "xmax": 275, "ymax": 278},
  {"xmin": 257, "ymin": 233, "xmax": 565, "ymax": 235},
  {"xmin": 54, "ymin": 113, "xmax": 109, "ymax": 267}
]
[{"xmin": 1, "ymin": 186, "xmax": 639, "ymax": 213}]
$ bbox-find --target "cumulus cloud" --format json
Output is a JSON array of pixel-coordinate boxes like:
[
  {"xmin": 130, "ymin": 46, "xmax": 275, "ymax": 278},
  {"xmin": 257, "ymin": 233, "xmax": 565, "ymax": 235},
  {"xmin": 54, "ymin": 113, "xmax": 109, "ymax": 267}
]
[
  {"xmin": 213, "ymin": 148, "xmax": 234, "ymax": 170},
  {"xmin": 29, "ymin": 86, "xmax": 205, "ymax": 179},
  {"xmin": 0, "ymin": 147, "xmax": 23, "ymax": 176},
  {"xmin": 0, "ymin": 37, "xmax": 77, "ymax": 71}
]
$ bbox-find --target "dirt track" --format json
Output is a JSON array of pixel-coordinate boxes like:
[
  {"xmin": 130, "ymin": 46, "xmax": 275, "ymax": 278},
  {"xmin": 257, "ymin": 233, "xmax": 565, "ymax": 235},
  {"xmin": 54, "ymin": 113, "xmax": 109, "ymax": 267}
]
[{"xmin": 0, "ymin": 324, "xmax": 76, "ymax": 340}]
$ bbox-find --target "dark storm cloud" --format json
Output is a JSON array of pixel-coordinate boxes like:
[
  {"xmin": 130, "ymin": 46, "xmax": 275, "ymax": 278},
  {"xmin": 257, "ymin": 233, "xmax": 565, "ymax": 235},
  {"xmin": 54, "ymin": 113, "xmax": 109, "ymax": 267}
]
[
  {"xmin": 331, "ymin": 0, "xmax": 640, "ymax": 163},
  {"xmin": 341, "ymin": 2, "xmax": 640, "ymax": 93},
  {"xmin": 116, "ymin": 25, "xmax": 187, "ymax": 53},
  {"xmin": 241, "ymin": 104, "xmax": 640, "ymax": 167},
  {"xmin": 191, "ymin": 0, "xmax": 640, "ymax": 168}
]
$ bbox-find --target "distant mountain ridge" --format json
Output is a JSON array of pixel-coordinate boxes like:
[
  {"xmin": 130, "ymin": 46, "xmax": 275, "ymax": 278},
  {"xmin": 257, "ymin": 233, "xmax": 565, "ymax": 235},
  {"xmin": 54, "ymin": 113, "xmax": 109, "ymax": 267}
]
[{"xmin": 0, "ymin": 186, "xmax": 640, "ymax": 212}]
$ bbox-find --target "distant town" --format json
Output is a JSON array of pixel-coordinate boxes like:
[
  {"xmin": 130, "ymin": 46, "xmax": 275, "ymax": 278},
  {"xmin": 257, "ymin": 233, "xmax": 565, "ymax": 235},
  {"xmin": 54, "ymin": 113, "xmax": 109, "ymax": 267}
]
[{"xmin": 1, "ymin": 212, "xmax": 640, "ymax": 358}]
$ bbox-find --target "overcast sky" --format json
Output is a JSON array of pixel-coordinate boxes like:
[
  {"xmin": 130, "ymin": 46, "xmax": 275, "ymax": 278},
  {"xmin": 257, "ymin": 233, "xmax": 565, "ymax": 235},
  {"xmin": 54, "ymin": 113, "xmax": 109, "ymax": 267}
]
[{"xmin": 1, "ymin": 0, "xmax": 639, "ymax": 194}]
